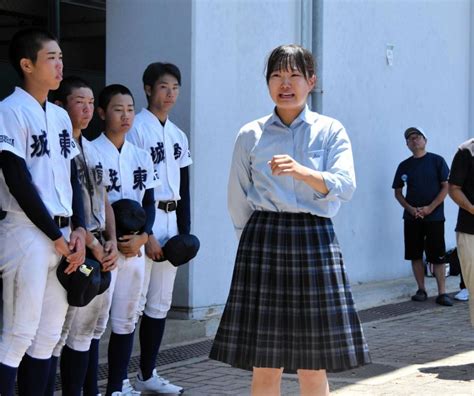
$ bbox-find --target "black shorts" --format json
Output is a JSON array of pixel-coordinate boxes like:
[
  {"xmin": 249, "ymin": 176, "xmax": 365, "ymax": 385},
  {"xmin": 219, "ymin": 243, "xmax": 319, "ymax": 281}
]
[{"xmin": 404, "ymin": 220, "xmax": 445, "ymax": 263}]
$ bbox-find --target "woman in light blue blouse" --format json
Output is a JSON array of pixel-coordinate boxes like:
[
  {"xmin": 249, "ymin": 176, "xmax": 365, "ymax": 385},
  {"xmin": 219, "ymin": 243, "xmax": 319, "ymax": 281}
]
[{"xmin": 210, "ymin": 44, "xmax": 370, "ymax": 396}]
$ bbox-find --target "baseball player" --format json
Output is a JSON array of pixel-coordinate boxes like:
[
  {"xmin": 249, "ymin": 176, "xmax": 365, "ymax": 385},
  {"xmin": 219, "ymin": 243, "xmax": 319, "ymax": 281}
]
[
  {"xmin": 127, "ymin": 62, "xmax": 191, "ymax": 394},
  {"xmin": 44, "ymin": 76, "xmax": 119, "ymax": 396},
  {"xmin": 92, "ymin": 84, "xmax": 160, "ymax": 395},
  {"xmin": 0, "ymin": 28, "xmax": 86, "ymax": 395}
]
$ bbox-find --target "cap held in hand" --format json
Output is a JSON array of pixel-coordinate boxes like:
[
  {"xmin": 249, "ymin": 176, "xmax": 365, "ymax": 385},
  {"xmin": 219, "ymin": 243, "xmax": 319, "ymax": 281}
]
[
  {"xmin": 56, "ymin": 256, "xmax": 103, "ymax": 307},
  {"xmin": 112, "ymin": 198, "xmax": 146, "ymax": 238},
  {"xmin": 155, "ymin": 234, "xmax": 200, "ymax": 267}
]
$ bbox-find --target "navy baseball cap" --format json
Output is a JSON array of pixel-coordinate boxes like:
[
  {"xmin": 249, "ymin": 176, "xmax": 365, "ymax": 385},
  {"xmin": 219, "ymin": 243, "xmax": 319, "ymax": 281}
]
[
  {"xmin": 57, "ymin": 256, "xmax": 102, "ymax": 307},
  {"xmin": 155, "ymin": 234, "xmax": 200, "ymax": 267},
  {"xmin": 404, "ymin": 127, "xmax": 427, "ymax": 140},
  {"xmin": 112, "ymin": 199, "xmax": 146, "ymax": 238}
]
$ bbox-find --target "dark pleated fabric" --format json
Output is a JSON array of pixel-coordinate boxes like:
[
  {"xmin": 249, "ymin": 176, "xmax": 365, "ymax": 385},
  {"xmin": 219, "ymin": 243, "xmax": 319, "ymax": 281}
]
[{"xmin": 209, "ymin": 211, "xmax": 371, "ymax": 373}]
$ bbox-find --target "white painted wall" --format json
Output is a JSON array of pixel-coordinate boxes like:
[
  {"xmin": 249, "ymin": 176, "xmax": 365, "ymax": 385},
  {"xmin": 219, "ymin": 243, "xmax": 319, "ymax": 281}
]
[
  {"xmin": 190, "ymin": 0, "xmax": 302, "ymax": 314},
  {"xmin": 106, "ymin": 0, "xmax": 193, "ymax": 308},
  {"xmin": 322, "ymin": 0, "xmax": 470, "ymax": 282},
  {"xmin": 106, "ymin": 0, "xmax": 471, "ymax": 317}
]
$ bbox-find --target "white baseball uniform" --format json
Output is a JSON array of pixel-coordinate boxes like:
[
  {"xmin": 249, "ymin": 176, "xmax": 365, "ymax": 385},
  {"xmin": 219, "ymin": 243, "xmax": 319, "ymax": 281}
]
[
  {"xmin": 53, "ymin": 136, "xmax": 116, "ymax": 355},
  {"xmin": 127, "ymin": 108, "xmax": 192, "ymax": 319},
  {"xmin": 0, "ymin": 87, "xmax": 79, "ymax": 366},
  {"xmin": 92, "ymin": 133, "xmax": 160, "ymax": 334}
]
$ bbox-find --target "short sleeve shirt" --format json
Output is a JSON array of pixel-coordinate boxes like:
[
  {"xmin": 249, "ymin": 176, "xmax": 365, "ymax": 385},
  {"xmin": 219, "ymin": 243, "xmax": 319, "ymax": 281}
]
[
  {"xmin": 392, "ymin": 152, "xmax": 449, "ymax": 221},
  {"xmin": 448, "ymin": 139, "xmax": 474, "ymax": 234},
  {"xmin": 0, "ymin": 87, "xmax": 79, "ymax": 216}
]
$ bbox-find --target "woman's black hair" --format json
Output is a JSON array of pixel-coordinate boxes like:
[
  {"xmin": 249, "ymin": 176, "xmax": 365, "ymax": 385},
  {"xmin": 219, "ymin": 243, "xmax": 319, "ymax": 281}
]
[
  {"xmin": 98, "ymin": 84, "xmax": 134, "ymax": 111},
  {"xmin": 265, "ymin": 44, "xmax": 315, "ymax": 84}
]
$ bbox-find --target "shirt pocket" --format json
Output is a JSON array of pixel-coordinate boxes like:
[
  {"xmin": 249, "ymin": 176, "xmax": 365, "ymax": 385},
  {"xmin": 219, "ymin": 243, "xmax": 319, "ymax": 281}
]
[{"xmin": 307, "ymin": 149, "xmax": 325, "ymax": 170}]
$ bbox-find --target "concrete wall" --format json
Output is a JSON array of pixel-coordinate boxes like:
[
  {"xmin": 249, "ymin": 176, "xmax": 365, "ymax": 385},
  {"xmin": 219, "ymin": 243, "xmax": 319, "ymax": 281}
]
[
  {"xmin": 190, "ymin": 0, "xmax": 302, "ymax": 315},
  {"xmin": 107, "ymin": 0, "xmax": 471, "ymax": 317},
  {"xmin": 107, "ymin": 0, "xmax": 193, "ymax": 308},
  {"xmin": 321, "ymin": 0, "xmax": 470, "ymax": 282},
  {"xmin": 106, "ymin": 0, "xmax": 192, "ymax": 134},
  {"xmin": 107, "ymin": 0, "xmax": 302, "ymax": 317}
]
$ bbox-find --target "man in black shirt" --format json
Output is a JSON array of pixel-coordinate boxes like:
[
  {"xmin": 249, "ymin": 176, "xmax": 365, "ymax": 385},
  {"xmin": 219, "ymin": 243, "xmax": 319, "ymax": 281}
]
[
  {"xmin": 448, "ymin": 139, "xmax": 474, "ymax": 325},
  {"xmin": 393, "ymin": 127, "xmax": 452, "ymax": 306}
]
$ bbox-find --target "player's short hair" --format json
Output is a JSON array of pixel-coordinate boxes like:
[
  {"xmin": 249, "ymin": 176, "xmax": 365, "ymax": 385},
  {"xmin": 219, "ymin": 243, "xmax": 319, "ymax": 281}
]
[
  {"xmin": 50, "ymin": 76, "xmax": 93, "ymax": 105},
  {"xmin": 142, "ymin": 62, "xmax": 181, "ymax": 89},
  {"xmin": 8, "ymin": 28, "xmax": 58, "ymax": 79},
  {"xmin": 265, "ymin": 44, "xmax": 316, "ymax": 84},
  {"xmin": 98, "ymin": 84, "xmax": 134, "ymax": 111}
]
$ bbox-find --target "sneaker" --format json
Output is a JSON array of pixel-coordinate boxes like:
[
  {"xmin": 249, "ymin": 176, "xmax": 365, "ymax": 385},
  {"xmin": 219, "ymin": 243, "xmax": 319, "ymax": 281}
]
[
  {"xmin": 411, "ymin": 289, "xmax": 427, "ymax": 302},
  {"xmin": 135, "ymin": 369, "xmax": 184, "ymax": 394},
  {"xmin": 436, "ymin": 293, "xmax": 453, "ymax": 306},
  {"xmin": 454, "ymin": 288, "xmax": 469, "ymax": 301},
  {"xmin": 112, "ymin": 379, "xmax": 141, "ymax": 395}
]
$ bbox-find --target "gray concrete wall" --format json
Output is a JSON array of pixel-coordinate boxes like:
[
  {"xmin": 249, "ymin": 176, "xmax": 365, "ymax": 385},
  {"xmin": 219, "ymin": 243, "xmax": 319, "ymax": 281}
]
[
  {"xmin": 106, "ymin": 0, "xmax": 193, "ymax": 308},
  {"xmin": 106, "ymin": 0, "xmax": 471, "ymax": 318},
  {"xmin": 189, "ymin": 0, "xmax": 302, "ymax": 316},
  {"xmin": 322, "ymin": 0, "xmax": 470, "ymax": 282}
]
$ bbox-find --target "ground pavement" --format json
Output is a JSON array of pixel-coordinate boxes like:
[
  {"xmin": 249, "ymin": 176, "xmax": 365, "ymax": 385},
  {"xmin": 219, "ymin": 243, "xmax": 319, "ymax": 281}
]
[{"xmin": 90, "ymin": 293, "xmax": 473, "ymax": 396}]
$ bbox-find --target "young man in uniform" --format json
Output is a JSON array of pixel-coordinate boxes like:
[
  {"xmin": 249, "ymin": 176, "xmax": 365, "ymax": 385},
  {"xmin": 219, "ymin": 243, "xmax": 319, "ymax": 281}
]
[
  {"xmin": 448, "ymin": 139, "xmax": 474, "ymax": 325},
  {"xmin": 0, "ymin": 28, "xmax": 86, "ymax": 395},
  {"xmin": 392, "ymin": 127, "xmax": 452, "ymax": 306},
  {"xmin": 93, "ymin": 84, "xmax": 160, "ymax": 395},
  {"xmin": 127, "ymin": 62, "xmax": 191, "ymax": 394},
  {"xmin": 46, "ymin": 76, "xmax": 119, "ymax": 396}
]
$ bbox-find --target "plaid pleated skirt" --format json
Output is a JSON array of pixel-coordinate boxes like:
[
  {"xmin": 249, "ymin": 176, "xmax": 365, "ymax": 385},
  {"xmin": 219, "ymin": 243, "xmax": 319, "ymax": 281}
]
[{"xmin": 209, "ymin": 211, "xmax": 371, "ymax": 373}]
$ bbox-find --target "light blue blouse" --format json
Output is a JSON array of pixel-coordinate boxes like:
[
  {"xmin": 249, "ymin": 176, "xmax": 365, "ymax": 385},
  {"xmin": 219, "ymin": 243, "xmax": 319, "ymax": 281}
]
[{"xmin": 228, "ymin": 105, "xmax": 356, "ymax": 238}]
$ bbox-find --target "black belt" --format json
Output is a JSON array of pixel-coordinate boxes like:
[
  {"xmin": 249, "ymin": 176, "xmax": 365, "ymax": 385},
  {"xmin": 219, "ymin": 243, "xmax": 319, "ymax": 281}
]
[
  {"xmin": 157, "ymin": 200, "xmax": 177, "ymax": 212},
  {"xmin": 53, "ymin": 216, "xmax": 70, "ymax": 228}
]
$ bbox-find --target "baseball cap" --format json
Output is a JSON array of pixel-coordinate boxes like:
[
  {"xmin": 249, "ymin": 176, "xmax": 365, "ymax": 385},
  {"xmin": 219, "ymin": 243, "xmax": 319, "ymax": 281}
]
[
  {"xmin": 112, "ymin": 198, "xmax": 146, "ymax": 238},
  {"xmin": 404, "ymin": 127, "xmax": 427, "ymax": 140},
  {"xmin": 57, "ymin": 256, "xmax": 102, "ymax": 307},
  {"xmin": 155, "ymin": 234, "xmax": 200, "ymax": 267}
]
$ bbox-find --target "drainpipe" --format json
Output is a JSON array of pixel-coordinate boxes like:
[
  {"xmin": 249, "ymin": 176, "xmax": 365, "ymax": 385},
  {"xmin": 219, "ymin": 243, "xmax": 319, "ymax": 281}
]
[
  {"xmin": 311, "ymin": 0, "xmax": 323, "ymax": 114},
  {"xmin": 470, "ymin": 0, "xmax": 474, "ymax": 138},
  {"xmin": 301, "ymin": 0, "xmax": 313, "ymax": 108}
]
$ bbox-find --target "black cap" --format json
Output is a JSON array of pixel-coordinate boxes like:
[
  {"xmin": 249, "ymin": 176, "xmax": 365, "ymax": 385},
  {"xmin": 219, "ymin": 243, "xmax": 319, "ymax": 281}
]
[
  {"xmin": 156, "ymin": 234, "xmax": 200, "ymax": 267},
  {"xmin": 57, "ymin": 257, "xmax": 102, "ymax": 307},
  {"xmin": 112, "ymin": 199, "xmax": 146, "ymax": 238}
]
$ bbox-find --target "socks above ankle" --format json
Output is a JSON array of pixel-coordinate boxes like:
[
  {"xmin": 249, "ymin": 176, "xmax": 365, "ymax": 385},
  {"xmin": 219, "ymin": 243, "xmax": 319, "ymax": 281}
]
[
  {"xmin": 44, "ymin": 355, "xmax": 59, "ymax": 396},
  {"xmin": 139, "ymin": 314, "xmax": 166, "ymax": 381},
  {"xmin": 0, "ymin": 362, "xmax": 17, "ymax": 396},
  {"xmin": 106, "ymin": 331, "xmax": 135, "ymax": 395},
  {"xmin": 60, "ymin": 345, "xmax": 90, "ymax": 396},
  {"xmin": 17, "ymin": 354, "xmax": 52, "ymax": 395},
  {"xmin": 84, "ymin": 338, "xmax": 100, "ymax": 396}
]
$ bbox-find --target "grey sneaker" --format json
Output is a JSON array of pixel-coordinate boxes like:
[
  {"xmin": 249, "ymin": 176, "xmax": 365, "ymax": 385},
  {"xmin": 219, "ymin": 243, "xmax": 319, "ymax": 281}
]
[{"xmin": 135, "ymin": 369, "xmax": 184, "ymax": 394}]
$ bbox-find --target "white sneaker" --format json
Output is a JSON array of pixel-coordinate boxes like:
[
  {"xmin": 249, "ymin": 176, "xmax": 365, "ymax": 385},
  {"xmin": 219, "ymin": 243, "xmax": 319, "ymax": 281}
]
[
  {"xmin": 111, "ymin": 379, "xmax": 141, "ymax": 395},
  {"xmin": 135, "ymin": 369, "xmax": 184, "ymax": 394},
  {"xmin": 454, "ymin": 288, "xmax": 469, "ymax": 301}
]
